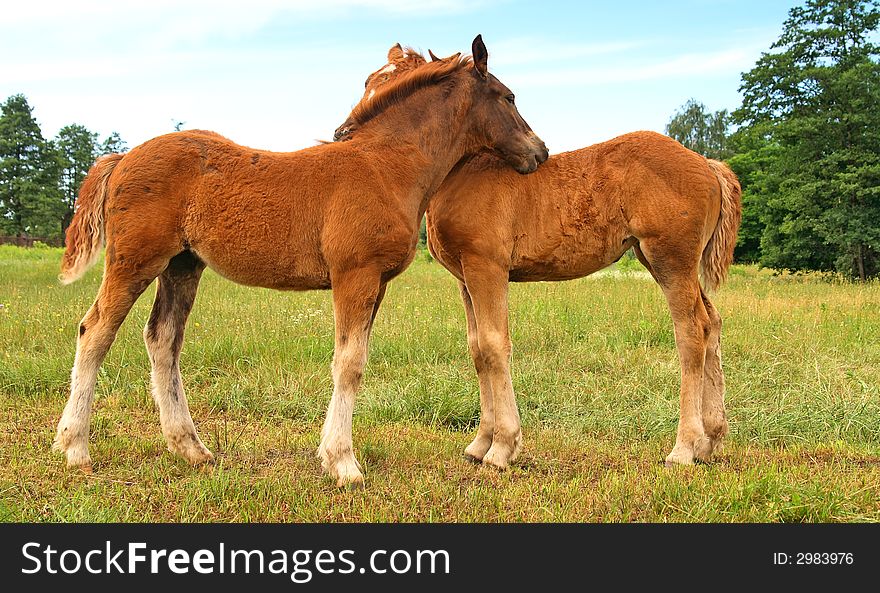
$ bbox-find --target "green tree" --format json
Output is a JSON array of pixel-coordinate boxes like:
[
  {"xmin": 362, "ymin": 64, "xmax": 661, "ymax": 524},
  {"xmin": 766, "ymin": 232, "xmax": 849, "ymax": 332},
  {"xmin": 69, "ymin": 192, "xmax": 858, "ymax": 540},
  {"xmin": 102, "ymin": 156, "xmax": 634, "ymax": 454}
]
[
  {"xmin": 727, "ymin": 125, "xmax": 783, "ymax": 263},
  {"xmin": 101, "ymin": 131, "xmax": 128, "ymax": 155},
  {"xmin": 56, "ymin": 124, "xmax": 99, "ymax": 236},
  {"xmin": 734, "ymin": 0, "xmax": 880, "ymax": 280},
  {"xmin": 0, "ymin": 94, "xmax": 63, "ymax": 237},
  {"xmin": 665, "ymin": 98, "xmax": 732, "ymax": 160}
]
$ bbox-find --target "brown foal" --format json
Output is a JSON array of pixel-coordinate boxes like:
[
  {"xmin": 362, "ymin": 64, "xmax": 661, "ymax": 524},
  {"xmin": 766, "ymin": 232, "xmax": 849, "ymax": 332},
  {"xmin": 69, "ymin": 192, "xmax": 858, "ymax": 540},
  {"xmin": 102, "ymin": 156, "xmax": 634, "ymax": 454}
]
[
  {"xmin": 336, "ymin": 46, "xmax": 742, "ymax": 469},
  {"xmin": 55, "ymin": 36, "xmax": 548, "ymax": 486}
]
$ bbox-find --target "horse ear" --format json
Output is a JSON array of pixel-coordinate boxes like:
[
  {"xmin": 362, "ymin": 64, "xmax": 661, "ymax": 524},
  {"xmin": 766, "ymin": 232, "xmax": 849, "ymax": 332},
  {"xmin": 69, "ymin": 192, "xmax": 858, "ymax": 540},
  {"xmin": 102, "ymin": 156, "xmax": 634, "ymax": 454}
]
[
  {"xmin": 388, "ymin": 43, "xmax": 404, "ymax": 62},
  {"xmin": 472, "ymin": 34, "xmax": 488, "ymax": 78},
  {"xmin": 428, "ymin": 49, "xmax": 440, "ymax": 62}
]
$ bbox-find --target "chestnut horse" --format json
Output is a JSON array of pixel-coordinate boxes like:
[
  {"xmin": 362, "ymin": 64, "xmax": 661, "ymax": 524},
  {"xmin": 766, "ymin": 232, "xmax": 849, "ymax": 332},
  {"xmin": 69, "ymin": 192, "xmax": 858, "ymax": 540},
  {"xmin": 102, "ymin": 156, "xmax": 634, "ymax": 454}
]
[
  {"xmin": 54, "ymin": 35, "xmax": 548, "ymax": 487},
  {"xmin": 336, "ymin": 46, "xmax": 742, "ymax": 469}
]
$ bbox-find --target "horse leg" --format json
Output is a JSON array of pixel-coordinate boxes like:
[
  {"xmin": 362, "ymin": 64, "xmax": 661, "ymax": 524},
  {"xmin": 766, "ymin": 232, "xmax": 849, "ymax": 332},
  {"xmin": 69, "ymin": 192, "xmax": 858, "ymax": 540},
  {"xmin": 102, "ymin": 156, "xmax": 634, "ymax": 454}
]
[
  {"xmin": 143, "ymin": 251, "xmax": 213, "ymax": 465},
  {"xmin": 700, "ymin": 289, "xmax": 728, "ymax": 454},
  {"xmin": 368, "ymin": 282, "xmax": 388, "ymax": 331},
  {"xmin": 662, "ymin": 275, "xmax": 713, "ymax": 465},
  {"xmin": 459, "ymin": 281, "xmax": 495, "ymax": 462},
  {"xmin": 638, "ymin": 241, "xmax": 713, "ymax": 465},
  {"xmin": 462, "ymin": 262, "xmax": 520, "ymax": 469},
  {"xmin": 53, "ymin": 265, "xmax": 157, "ymax": 470},
  {"xmin": 318, "ymin": 269, "xmax": 384, "ymax": 487}
]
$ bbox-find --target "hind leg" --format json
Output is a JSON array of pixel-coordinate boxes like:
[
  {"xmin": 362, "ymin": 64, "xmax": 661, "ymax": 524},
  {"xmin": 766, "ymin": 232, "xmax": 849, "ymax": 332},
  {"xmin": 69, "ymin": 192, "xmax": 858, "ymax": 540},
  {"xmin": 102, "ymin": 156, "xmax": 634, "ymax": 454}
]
[
  {"xmin": 637, "ymin": 242, "xmax": 713, "ymax": 466},
  {"xmin": 663, "ymin": 280, "xmax": 713, "ymax": 466},
  {"xmin": 53, "ymin": 267, "xmax": 156, "ymax": 469},
  {"xmin": 700, "ymin": 290, "xmax": 728, "ymax": 454},
  {"xmin": 143, "ymin": 251, "xmax": 213, "ymax": 465}
]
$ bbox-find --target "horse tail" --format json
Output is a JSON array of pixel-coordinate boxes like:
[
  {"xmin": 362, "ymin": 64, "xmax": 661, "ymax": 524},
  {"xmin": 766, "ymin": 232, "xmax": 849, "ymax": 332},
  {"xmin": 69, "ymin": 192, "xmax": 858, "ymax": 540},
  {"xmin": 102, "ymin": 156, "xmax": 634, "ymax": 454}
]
[
  {"xmin": 59, "ymin": 153, "xmax": 124, "ymax": 285},
  {"xmin": 700, "ymin": 159, "xmax": 742, "ymax": 292}
]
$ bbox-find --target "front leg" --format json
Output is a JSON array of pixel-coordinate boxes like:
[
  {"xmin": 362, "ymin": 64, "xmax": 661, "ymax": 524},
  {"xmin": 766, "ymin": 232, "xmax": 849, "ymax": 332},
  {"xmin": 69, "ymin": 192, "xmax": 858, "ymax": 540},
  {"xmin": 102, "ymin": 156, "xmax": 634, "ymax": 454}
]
[
  {"xmin": 317, "ymin": 269, "xmax": 385, "ymax": 487},
  {"xmin": 461, "ymin": 260, "xmax": 521, "ymax": 469},
  {"xmin": 459, "ymin": 281, "xmax": 495, "ymax": 462}
]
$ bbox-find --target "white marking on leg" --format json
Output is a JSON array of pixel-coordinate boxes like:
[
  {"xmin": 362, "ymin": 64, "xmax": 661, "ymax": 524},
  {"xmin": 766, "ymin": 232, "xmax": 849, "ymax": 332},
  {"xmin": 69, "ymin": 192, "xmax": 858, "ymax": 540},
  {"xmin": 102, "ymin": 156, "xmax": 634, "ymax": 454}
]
[
  {"xmin": 478, "ymin": 329, "xmax": 522, "ymax": 469},
  {"xmin": 461, "ymin": 287, "xmax": 494, "ymax": 461},
  {"xmin": 319, "ymin": 332, "xmax": 367, "ymax": 486},
  {"xmin": 145, "ymin": 316, "xmax": 212, "ymax": 465},
  {"xmin": 54, "ymin": 347, "xmax": 101, "ymax": 468}
]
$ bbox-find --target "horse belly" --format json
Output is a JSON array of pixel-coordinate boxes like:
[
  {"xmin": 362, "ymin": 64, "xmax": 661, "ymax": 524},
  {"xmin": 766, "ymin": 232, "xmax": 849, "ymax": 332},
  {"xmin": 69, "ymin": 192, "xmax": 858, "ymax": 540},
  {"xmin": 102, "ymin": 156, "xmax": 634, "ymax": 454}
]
[
  {"xmin": 510, "ymin": 228, "xmax": 629, "ymax": 282},
  {"xmin": 191, "ymin": 238, "xmax": 330, "ymax": 291}
]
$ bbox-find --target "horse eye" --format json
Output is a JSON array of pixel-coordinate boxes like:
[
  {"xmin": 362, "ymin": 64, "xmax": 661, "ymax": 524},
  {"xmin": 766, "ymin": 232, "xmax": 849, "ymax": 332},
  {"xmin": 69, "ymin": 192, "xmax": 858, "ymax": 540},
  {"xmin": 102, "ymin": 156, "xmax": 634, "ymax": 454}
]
[{"xmin": 506, "ymin": 94, "xmax": 515, "ymax": 104}]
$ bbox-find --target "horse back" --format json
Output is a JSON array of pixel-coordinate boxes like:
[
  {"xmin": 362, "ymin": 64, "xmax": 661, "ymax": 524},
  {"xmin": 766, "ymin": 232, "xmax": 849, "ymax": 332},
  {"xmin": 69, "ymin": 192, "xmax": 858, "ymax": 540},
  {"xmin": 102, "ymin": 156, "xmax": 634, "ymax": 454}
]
[
  {"xmin": 428, "ymin": 131, "xmax": 723, "ymax": 282},
  {"xmin": 102, "ymin": 131, "xmax": 414, "ymax": 290}
]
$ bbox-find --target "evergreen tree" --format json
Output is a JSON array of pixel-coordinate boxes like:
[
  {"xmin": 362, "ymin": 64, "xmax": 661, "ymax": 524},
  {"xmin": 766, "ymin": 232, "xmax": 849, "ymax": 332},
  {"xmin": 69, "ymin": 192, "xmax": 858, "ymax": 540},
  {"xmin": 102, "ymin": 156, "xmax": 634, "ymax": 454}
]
[
  {"xmin": 56, "ymin": 124, "xmax": 99, "ymax": 236},
  {"xmin": 734, "ymin": 0, "xmax": 880, "ymax": 280},
  {"xmin": 0, "ymin": 94, "xmax": 63, "ymax": 237},
  {"xmin": 101, "ymin": 131, "xmax": 128, "ymax": 155}
]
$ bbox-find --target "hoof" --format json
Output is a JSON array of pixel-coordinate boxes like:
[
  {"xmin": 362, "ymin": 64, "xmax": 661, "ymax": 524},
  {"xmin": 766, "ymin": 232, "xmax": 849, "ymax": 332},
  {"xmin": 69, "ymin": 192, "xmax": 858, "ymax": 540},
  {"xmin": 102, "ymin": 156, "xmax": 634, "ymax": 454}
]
[
  {"xmin": 54, "ymin": 436, "xmax": 93, "ymax": 472},
  {"xmin": 336, "ymin": 473, "xmax": 365, "ymax": 489},
  {"xmin": 327, "ymin": 462, "xmax": 365, "ymax": 489},
  {"xmin": 187, "ymin": 449, "xmax": 215, "ymax": 467},
  {"xmin": 665, "ymin": 435, "xmax": 713, "ymax": 467},
  {"xmin": 463, "ymin": 434, "xmax": 493, "ymax": 463},
  {"xmin": 693, "ymin": 435, "xmax": 714, "ymax": 463},
  {"xmin": 482, "ymin": 442, "xmax": 515, "ymax": 470},
  {"xmin": 481, "ymin": 429, "xmax": 522, "ymax": 470},
  {"xmin": 463, "ymin": 452, "xmax": 483, "ymax": 465},
  {"xmin": 318, "ymin": 444, "xmax": 364, "ymax": 488},
  {"xmin": 166, "ymin": 430, "xmax": 214, "ymax": 466},
  {"xmin": 664, "ymin": 459, "xmax": 690, "ymax": 469}
]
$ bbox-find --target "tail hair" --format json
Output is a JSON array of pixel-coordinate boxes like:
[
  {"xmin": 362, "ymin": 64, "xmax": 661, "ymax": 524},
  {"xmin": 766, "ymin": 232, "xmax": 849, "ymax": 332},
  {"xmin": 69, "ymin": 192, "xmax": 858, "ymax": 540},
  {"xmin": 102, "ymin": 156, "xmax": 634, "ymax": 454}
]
[
  {"xmin": 700, "ymin": 159, "xmax": 742, "ymax": 292},
  {"xmin": 59, "ymin": 153, "xmax": 123, "ymax": 285}
]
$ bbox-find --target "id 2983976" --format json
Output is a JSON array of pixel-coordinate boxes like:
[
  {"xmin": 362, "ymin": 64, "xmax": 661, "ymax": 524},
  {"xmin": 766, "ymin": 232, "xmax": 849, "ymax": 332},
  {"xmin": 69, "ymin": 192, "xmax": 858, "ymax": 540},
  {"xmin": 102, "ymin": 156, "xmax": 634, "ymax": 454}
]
[{"xmin": 773, "ymin": 552, "xmax": 854, "ymax": 565}]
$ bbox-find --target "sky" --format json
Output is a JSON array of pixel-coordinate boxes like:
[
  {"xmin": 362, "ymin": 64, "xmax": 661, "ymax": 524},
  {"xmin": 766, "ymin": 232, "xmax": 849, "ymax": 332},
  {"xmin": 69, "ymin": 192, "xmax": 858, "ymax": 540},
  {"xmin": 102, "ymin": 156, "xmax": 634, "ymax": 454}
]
[{"xmin": 0, "ymin": 0, "xmax": 804, "ymax": 155}]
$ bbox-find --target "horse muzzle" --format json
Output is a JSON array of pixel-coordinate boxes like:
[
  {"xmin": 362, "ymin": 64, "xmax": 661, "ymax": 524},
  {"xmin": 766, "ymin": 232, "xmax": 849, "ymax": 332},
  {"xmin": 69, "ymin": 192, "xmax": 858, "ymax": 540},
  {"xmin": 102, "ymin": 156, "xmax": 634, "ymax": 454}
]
[{"xmin": 510, "ymin": 134, "xmax": 549, "ymax": 174}]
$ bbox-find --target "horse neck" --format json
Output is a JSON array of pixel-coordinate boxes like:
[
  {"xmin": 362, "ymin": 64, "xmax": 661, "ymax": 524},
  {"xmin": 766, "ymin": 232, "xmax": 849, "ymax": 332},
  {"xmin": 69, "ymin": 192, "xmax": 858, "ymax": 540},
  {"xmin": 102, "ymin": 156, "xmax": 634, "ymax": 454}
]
[{"xmin": 356, "ymin": 81, "xmax": 477, "ymax": 203}]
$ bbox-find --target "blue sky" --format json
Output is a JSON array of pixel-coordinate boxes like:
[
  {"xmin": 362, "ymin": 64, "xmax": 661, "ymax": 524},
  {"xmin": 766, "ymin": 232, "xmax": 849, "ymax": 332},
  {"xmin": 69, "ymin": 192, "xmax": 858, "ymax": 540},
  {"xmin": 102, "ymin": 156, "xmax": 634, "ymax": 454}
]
[{"xmin": 0, "ymin": 0, "xmax": 803, "ymax": 154}]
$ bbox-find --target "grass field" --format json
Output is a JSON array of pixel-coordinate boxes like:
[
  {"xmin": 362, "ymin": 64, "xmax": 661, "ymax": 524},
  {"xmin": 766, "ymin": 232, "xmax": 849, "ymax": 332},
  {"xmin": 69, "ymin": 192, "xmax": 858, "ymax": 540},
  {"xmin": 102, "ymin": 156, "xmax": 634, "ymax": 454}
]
[{"xmin": 1, "ymin": 244, "xmax": 879, "ymax": 522}]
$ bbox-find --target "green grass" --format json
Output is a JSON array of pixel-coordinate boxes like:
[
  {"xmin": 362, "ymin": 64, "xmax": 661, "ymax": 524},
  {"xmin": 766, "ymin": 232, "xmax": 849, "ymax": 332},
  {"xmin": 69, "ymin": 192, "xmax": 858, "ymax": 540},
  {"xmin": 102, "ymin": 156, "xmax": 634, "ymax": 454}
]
[{"xmin": 1, "ymin": 244, "xmax": 879, "ymax": 522}]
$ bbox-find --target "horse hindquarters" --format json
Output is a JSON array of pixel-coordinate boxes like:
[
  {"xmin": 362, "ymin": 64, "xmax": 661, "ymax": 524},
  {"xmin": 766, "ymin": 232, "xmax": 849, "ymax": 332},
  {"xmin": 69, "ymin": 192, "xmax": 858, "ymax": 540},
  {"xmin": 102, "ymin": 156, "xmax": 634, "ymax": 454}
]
[{"xmin": 56, "ymin": 153, "xmax": 202, "ymax": 469}]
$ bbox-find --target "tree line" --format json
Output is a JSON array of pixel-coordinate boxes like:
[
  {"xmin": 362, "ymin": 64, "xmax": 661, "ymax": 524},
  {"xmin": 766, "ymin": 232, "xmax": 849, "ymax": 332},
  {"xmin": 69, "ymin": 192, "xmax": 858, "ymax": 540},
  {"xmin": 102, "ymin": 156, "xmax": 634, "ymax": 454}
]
[
  {"xmin": 2, "ymin": 0, "xmax": 878, "ymax": 279},
  {"xmin": 0, "ymin": 94, "xmax": 127, "ymax": 241},
  {"xmin": 667, "ymin": 0, "xmax": 879, "ymax": 281}
]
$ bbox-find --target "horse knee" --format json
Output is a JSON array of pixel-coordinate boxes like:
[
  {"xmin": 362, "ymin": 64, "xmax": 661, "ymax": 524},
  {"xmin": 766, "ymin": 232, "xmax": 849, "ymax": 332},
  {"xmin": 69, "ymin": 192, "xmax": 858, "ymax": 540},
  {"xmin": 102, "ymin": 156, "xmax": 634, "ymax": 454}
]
[
  {"xmin": 332, "ymin": 343, "xmax": 367, "ymax": 391},
  {"xmin": 466, "ymin": 335, "xmax": 488, "ymax": 372},
  {"xmin": 479, "ymin": 332, "xmax": 511, "ymax": 372}
]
